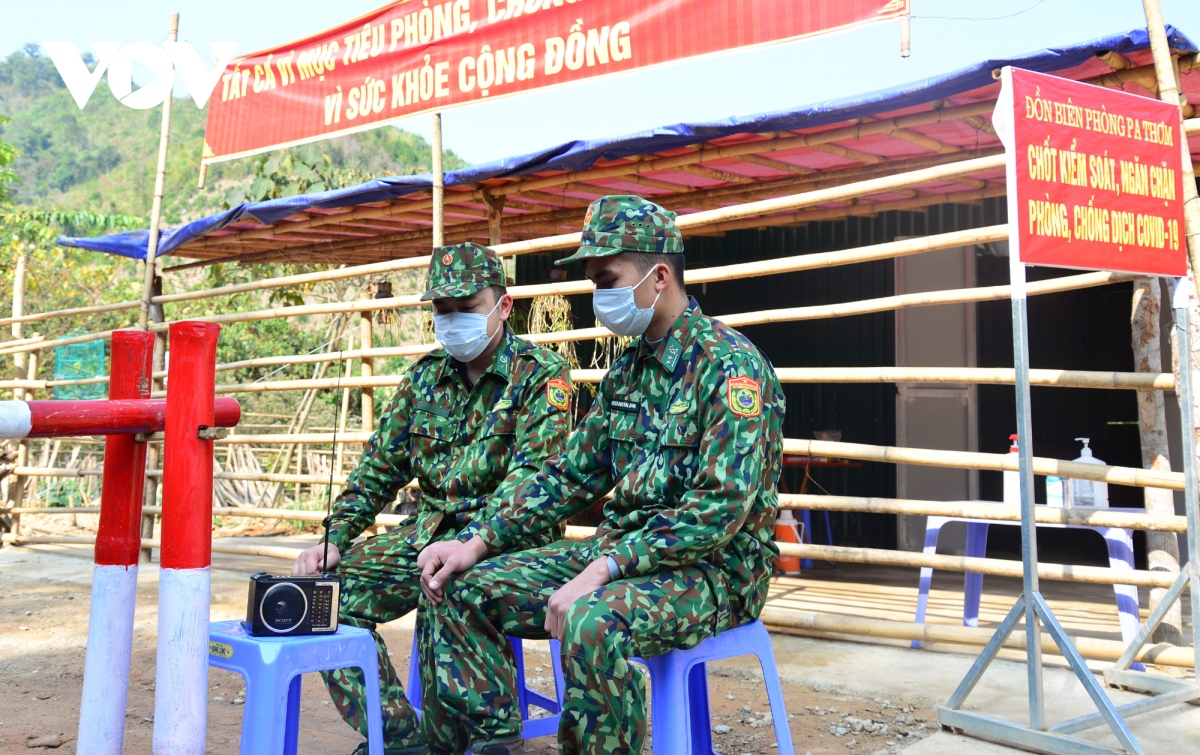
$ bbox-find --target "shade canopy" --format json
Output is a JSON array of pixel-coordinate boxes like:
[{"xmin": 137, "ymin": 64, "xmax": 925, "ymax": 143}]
[{"xmin": 58, "ymin": 26, "xmax": 1199, "ymax": 267}]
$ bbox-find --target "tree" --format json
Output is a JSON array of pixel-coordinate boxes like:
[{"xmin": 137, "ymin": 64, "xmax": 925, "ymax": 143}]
[
  {"xmin": 0, "ymin": 116, "xmax": 18, "ymax": 206},
  {"xmin": 222, "ymin": 144, "xmax": 374, "ymax": 207}
]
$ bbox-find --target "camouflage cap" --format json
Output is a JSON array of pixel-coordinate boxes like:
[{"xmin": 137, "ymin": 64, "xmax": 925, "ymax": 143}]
[
  {"xmin": 421, "ymin": 242, "xmax": 508, "ymax": 301},
  {"xmin": 555, "ymin": 195, "xmax": 683, "ymax": 265}
]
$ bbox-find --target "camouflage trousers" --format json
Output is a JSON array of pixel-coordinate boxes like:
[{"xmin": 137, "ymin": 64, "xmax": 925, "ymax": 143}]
[
  {"xmin": 320, "ymin": 519, "xmax": 437, "ymax": 749},
  {"xmin": 419, "ymin": 538, "xmax": 734, "ymax": 755}
]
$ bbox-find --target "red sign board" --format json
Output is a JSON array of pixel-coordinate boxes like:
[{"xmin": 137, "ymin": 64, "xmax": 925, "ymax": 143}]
[
  {"xmin": 203, "ymin": 0, "xmax": 909, "ymax": 163},
  {"xmin": 994, "ymin": 67, "xmax": 1187, "ymax": 276}
]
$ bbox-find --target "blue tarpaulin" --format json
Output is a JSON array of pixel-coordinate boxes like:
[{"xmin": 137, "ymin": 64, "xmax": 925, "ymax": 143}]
[{"xmin": 57, "ymin": 26, "xmax": 1196, "ymax": 261}]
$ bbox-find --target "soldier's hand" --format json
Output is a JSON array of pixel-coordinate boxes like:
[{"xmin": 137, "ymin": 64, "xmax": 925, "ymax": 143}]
[
  {"xmin": 292, "ymin": 543, "xmax": 341, "ymax": 575},
  {"xmin": 418, "ymin": 537, "xmax": 488, "ymax": 604},
  {"xmin": 544, "ymin": 558, "xmax": 612, "ymax": 641}
]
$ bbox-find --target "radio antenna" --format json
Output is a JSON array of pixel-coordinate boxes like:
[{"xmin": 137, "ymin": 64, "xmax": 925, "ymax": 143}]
[{"xmin": 322, "ymin": 347, "xmax": 345, "ymax": 574}]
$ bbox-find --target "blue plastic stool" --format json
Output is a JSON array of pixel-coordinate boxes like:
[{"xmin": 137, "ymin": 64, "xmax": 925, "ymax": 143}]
[
  {"xmin": 640, "ymin": 620, "xmax": 795, "ymax": 755},
  {"xmin": 406, "ymin": 633, "xmax": 565, "ymax": 738},
  {"xmin": 208, "ymin": 620, "xmax": 384, "ymax": 755}
]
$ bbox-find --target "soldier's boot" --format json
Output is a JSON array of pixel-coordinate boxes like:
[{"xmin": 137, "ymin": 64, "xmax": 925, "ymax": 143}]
[
  {"xmin": 475, "ymin": 736, "xmax": 524, "ymax": 755},
  {"xmin": 350, "ymin": 742, "xmax": 428, "ymax": 755}
]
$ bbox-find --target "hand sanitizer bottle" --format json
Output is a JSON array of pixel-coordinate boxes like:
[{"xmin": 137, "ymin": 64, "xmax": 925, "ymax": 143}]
[
  {"xmin": 1003, "ymin": 434, "xmax": 1020, "ymax": 505},
  {"xmin": 1065, "ymin": 438, "xmax": 1108, "ymax": 509}
]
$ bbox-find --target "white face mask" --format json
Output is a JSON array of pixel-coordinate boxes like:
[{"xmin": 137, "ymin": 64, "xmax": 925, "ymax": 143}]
[
  {"xmin": 592, "ymin": 265, "xmax": 662, "ymax": 337},
  {"xmin": 434, "ymin": 298, "xmax": 502, "ymax": 362}
]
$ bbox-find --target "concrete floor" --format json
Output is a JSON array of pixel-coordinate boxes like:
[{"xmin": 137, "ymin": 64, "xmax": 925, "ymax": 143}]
[{"xmin": 3, "ymin": 537, "xmax": 1198, "ymax": 753}]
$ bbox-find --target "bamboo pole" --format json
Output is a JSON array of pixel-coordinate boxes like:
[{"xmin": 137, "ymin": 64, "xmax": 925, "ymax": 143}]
[
  {"xmin": 778, "ymin": 494, "xmax": 1189, "ymax": 533},
  {"xmin": 218, "ymin": 432, "xmax": 372, "ymax": 445},
  {"xmin": 432, "ymin": 112, "xmax": 444, "ymax": 249},
  {"xmin": 12, "ymin": 489, "xmax": 1187, "ymax": 531},
  {"xmin": 772, "ymin": 542, "xmax": 1174, "ymax": 589},
  {"xmin": 192, "ymin": 365, "xmax": 1177, "ymax": 397},
  {"xmin": 1131, "ymin": 277, "xmax": 1184, "ymax": 645},
  {"xmin": 120, "ymin": 256, "xmax": 1123, "ymax": 362},
  {"xmin": 0, "ymin": 300, "xmax": 139, "ymax": 328},
  {"xmin": 129, "ymin": 225, "xmax": 1010, "ymax": 334},
  {"xmin": 6, "ymin": 505, "xmax": 402, "ymax": 524},
  {"xmin": 335, "ymin": 355, "xmax": 352, "ymax": 478},
  {"xmin": 770, "ymin": 367, "xmax": 1174, "ymax": 391},
  {"xmin": 760, "ymin": 610, "xmax": 1194, "ymax": 669},
  {"xmin": 0, "ymin": 533, "xmax": 350, "ymax": 562},
  {"xmin": 138, "ymin": 12, "xmax": 178, "ymax": 330},
  {"xmin": 206, "ymin": 431, "xmax": 1185, "ymax": 491},
  {"xmin": 9, "ymin": 244, "xmax": 28, "ymax": 401},
  {"xmin": 7, "ymin": 351, "xmax": 37, "ymax": 532},
  {"xmin": 1142, "ymin": 4, "xmax": 1200, "ymax": 280},
  {"xmin": 165, "ymin": 267, "xmax": 1125, "ymax": 366},
  {"xmin": 0, "ymin": 526, "xmax": 1172, "ymax": 588},
  {"xmin": 783, "ymin": 438, "xmax": 1185, "ymax": 491},
  {"xmin": 360, "ymin": 312, "xmax": 374, "ymax": 431},
  {"xmin": 141, "ymin": 266, "xmax": 167, "ymax": 562}
]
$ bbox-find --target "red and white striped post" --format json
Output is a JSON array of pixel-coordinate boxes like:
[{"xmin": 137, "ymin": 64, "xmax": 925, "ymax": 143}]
[
  {"xmin": 76, "ymin": 330, "xmax": 154, "ymax": 755},
  {"xmin": 152, "ymin": 321, "xmax": 221, "ymax": 755}
]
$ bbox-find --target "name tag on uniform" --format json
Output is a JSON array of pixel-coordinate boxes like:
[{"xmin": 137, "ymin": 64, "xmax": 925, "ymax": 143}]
[
  {"xmin": 611, "ymin": 399, "xmax": 640, "ymax": 413},
  {"xmin": 416, "ymin": 400, "xmax": 452, "ymax": 418}
]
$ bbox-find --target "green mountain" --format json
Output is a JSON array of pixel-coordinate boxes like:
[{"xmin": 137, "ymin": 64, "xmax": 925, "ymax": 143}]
[{"xmin": 0, "ymin": 45, "xmax": 467, "ymax": 226}]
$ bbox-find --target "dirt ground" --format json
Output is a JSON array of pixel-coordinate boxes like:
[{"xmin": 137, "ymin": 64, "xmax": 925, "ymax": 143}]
[{"xmin": 0, "ymin": 544, "xmax": 935, "ymax": 755}]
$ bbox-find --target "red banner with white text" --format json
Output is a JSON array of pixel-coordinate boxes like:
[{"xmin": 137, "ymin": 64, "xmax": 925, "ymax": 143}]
[
  {"xmin": 995, "ymin": 67, "xmax": 1187, "ymax": 276},
  {"xmin": 203, "ymin": 0, "xmax": 910, "ymax": 163}
]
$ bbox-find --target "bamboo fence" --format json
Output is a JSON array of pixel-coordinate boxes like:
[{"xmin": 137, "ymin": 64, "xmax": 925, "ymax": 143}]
[{"xmin": 2, "ymin": 99, "xmax": 1198, "ymax": 662}]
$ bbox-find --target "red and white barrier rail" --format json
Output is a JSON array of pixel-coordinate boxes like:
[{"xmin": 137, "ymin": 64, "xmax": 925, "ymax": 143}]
[
  {"xmin": 153, "ymin": 321, "xmax": 221, "ymax": 755},
  {"xmin": 77, "ymin": 330, "xmax": 154, "ymax": 755},
  {"xmin": 0, "ymin": 397, "xmax": 239, "ymax": 439},
  {"xmin": 1, "ymin": 325, "xmax": 244, "ymax": 755}
]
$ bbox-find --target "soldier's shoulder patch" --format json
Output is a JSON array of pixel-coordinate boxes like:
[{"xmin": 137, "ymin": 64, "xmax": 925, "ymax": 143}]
[
  {"xmin": 546, "ymin": 377, "xmax": 571, "ymax": 411},
  {"xmin": 727, "ymin": 375, "xmax": 761, "ymax": 418}
]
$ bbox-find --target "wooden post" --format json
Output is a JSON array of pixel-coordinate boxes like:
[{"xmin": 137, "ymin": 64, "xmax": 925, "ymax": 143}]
[
  {"xmin": 136, "ymin": 9, "xmax": 177, "ymax": 563},
  {"xmin": 9, "ymin": 349, "xmax": 39, "ymax": 533},
  {"xmin": 1143, "ymin": 1, "xmax": 1200, "ymax": 629},
  {"xmin": 141, "ymin": 277, "xmax": 167, "ymax": 563},
  {"xmin": 335, "ymin": 356, "xmax": 352, "ymax": 479},
  {"xmin": 432, "ymin": 112, "xmax": 444, "ymax": 249},
  {"xmin": 1132, "ymin": 278, "xmax": 1184, "ymax": 648},
  {"xmin": 5, "ymin": 248, "xmax": 29, "ymax": 533},
  {"xmin": 138, "ymin": 12, "xmax": 178, "ymax": 330},
  {"xmin": 360, "ymin": 311, "xmax": 374, "ymax": 431},
  {"xmin": 485, "ymin": 193, "xmax": 510, "ymax": 282},
  {"xmin": 10, "ymin": 244, "xmax": 28, "ymax": 401}
]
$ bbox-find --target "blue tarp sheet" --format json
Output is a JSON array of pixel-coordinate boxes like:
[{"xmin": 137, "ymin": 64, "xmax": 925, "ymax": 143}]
[{"xmin": 58, "ymin": 26, "xmax": 1196, "ymax": 260}]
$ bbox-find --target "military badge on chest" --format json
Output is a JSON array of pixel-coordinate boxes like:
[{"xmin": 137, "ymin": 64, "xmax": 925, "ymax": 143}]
[{"xmin": 727, "ymin": 376, "xmax": 761, "ymax": 417}]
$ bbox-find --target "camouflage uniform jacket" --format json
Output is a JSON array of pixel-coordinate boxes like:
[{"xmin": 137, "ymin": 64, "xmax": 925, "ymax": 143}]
[
  {"xmin": 327, "ymin": 328, "xmax": 572, "ymax": 553},
  {"xmin": 461, "ymin": 299, "xmax": 785, "ymax": 624}
]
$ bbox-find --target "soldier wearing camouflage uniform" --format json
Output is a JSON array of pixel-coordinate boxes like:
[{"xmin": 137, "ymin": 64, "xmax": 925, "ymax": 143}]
[
  {"xmin": 290, "ymin": 243, "xmax": 573, "ymax": 755},
  {"xmin": 416, "ymin": 196, "xmax": 786, "ymax": 755}
]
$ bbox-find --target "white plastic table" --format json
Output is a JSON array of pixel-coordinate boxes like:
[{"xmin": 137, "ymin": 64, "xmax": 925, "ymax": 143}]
[{"xmin": 911, "ymin": 502, "xmax": 1142, "ymax": 665}]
